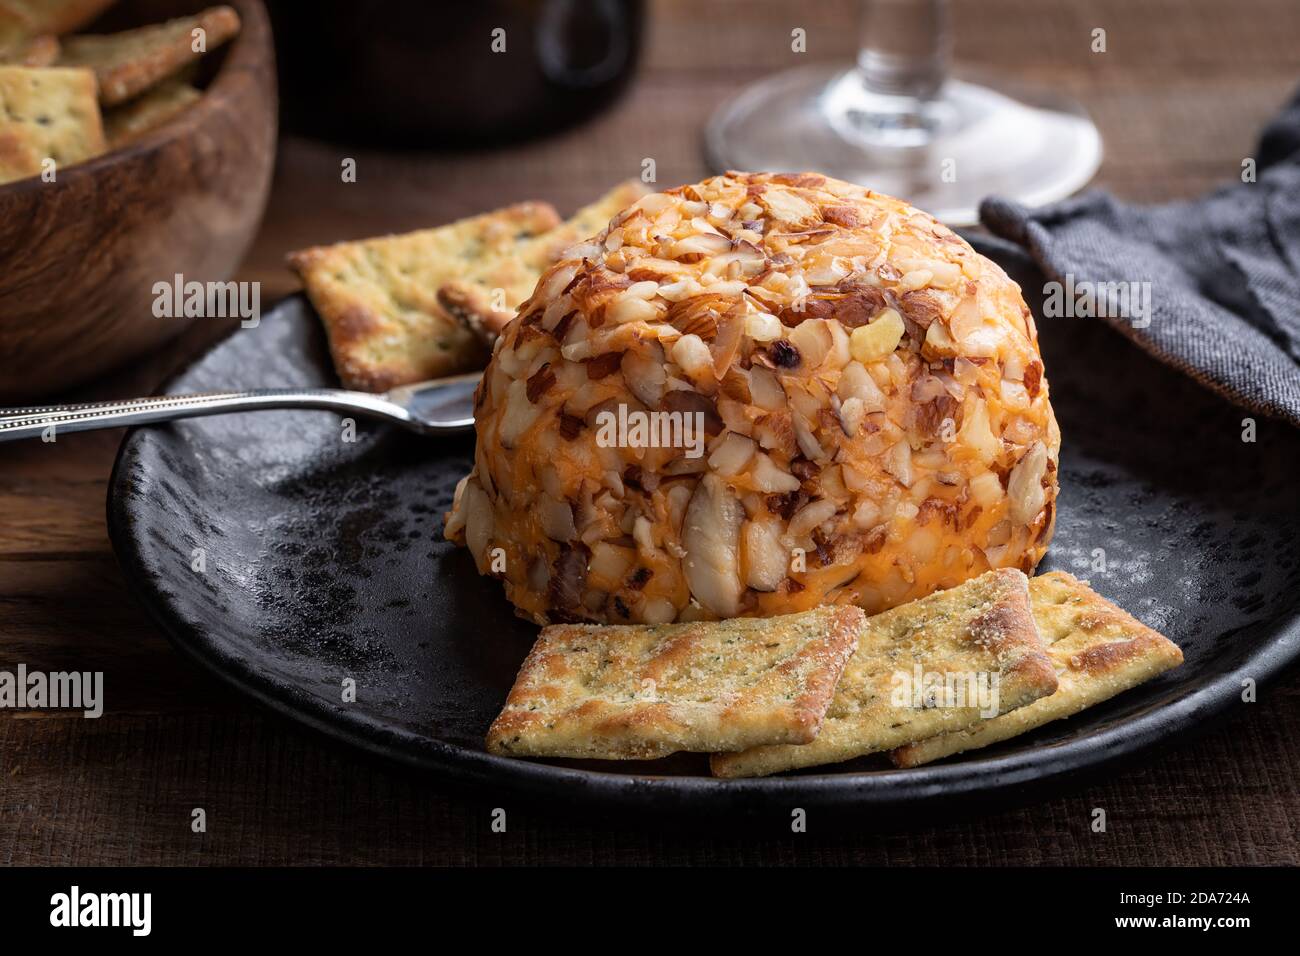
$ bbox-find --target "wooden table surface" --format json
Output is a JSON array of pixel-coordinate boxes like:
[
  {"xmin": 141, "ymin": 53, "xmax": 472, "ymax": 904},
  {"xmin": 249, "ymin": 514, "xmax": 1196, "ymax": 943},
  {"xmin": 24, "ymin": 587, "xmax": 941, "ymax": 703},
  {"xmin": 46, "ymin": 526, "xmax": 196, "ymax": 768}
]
[{"xmin": 3, "ymin": 0, "xmax": 1299, "ymax": 865}]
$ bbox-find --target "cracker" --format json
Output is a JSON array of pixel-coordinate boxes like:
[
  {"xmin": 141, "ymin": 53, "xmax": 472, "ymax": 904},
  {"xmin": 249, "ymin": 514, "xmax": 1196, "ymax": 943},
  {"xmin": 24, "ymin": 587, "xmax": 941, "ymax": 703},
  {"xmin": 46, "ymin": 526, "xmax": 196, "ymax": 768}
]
[
  {"xmin": 889, "ymin": 571, "xmax": 1184, "ymax": 767},
  {"xmin": 710, "ymin": 568, "xmax": 1058, "ymax": 778},
  {"xmin": 7, "ymin": 0, "xmax": 116, "ymax": 37},
  {"xmin": 288, "ymin": 201, "xmax": 562, "ymax": 391},
  {"xmin": 58, "ymin": 4, "xmax": 238, "ymax": 106},
  {"xmin": 486, "ymin": 605, "xmax": 863, "ymax": 760},
  {"xmin": 0, "ymin": 65, "xmax": 104, "ymax": 185},
  {"xmin": 438, "ymin": 180, "xmax": 649, "ymax": 341},
  {"xmin": 530, "ymin": 179, "xmax": 650, "ymax": 265},
  {"xmin": 0, "ymin": 3, "xmax": 35, "ymax": 58},
  {"xmin": 103, "ymin": 75, "xmax": 198, "ymax": 146},
  {"xmin": 1, "ymin": 34, "xmax": 58, "ymax": 66},
  {"xmin": 1, "ymin": 0, "xmax": 109, "ymax": 62}
]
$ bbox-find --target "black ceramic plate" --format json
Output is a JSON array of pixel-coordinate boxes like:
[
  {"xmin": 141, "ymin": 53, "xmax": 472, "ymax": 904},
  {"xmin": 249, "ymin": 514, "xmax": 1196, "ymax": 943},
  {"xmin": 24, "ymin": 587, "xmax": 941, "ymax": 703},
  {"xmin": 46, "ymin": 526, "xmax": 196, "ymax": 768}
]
[{"xmin": 108, "ymin": 257, "xmax": 1300, "ymax": 813}]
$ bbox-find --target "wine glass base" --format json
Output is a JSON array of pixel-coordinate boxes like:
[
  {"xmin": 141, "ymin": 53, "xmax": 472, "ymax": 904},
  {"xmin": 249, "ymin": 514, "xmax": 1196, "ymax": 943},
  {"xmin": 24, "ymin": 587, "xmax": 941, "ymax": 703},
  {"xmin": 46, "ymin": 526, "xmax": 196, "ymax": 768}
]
[{"xmin": 704, "ymin": 63, "xmax": 1102, "ymax": 226}]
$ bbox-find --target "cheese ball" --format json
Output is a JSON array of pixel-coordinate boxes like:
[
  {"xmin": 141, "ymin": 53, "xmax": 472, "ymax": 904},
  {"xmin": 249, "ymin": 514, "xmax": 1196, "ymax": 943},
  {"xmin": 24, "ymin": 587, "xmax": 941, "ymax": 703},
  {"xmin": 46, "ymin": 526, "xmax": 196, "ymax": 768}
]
[{"xmin": 445, "ymin": 172, "xmax": 1060, "ymax": 625}]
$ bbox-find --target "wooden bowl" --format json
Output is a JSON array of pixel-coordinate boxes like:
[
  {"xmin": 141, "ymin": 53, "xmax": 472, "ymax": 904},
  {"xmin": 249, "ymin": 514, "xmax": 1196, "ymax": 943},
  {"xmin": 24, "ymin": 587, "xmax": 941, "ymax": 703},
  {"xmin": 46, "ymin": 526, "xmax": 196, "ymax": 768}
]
[{"xmin": 0, "ymin": 0, "xmax": 277, "ymax": 401}]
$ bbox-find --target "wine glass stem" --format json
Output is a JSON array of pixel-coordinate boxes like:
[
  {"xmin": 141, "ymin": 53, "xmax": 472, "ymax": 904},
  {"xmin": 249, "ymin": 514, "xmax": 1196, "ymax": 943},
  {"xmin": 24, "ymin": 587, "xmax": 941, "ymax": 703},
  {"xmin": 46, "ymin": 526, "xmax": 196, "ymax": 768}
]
[{"xmin": 856, "ymin": 0, "xmax": 952, "ymax": 101}]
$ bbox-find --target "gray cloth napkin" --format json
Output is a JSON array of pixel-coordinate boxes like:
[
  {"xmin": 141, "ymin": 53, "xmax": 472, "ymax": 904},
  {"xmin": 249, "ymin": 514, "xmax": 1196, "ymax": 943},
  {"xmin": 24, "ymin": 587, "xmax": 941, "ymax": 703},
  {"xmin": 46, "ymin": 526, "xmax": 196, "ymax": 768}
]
[{"xmin": 976, "ymin": 86, "xmax": 1300, "ymax": 427}]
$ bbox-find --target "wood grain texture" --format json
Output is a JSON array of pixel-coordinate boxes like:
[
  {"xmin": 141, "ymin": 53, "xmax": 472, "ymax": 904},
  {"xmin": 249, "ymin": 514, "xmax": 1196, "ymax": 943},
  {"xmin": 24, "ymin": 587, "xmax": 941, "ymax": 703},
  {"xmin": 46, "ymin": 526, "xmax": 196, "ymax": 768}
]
[
  {"xmin": 1, "ymin": 699, "xmax": 1296, "ymax": 866},
  {"xmin": 1, "ymin": 0, "xmax": 1298, "ymax": 865},
  {"xmin": 0, "ymin": 0, "xmax": 276, "ymax": 401}
]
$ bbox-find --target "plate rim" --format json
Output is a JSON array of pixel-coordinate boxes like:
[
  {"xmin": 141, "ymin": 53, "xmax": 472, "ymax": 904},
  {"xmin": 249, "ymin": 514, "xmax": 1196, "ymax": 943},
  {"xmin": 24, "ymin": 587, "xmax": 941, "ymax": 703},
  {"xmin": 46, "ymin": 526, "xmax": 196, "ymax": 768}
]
[{"xmin": 105, "ymin": 294, "xmax": 1300, "ymax": 812}]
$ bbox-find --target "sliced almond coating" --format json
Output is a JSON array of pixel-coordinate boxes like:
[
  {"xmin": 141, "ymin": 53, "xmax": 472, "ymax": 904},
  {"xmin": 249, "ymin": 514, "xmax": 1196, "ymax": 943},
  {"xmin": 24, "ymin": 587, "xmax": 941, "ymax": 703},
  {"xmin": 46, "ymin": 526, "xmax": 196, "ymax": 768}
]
[
  {"xmin": 451, "ymin": 172, "xmax": 1061, "ymax": 628},
  {"xmin": 710, "ymin": 568, "xmax": 1057, "ymax": 778},
  {"xmin": 889, "ymin": 571, "xmax": 1184, "ymax": 767},
  {"xmin": 486, "ymin": 605, "xmax": 862, "ymax": 760}
]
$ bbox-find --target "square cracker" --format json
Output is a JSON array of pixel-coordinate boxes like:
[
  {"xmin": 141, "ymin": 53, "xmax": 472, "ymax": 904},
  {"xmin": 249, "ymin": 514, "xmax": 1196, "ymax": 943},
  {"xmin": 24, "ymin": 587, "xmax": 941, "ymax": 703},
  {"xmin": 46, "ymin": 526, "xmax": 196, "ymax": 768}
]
[
  {"xmin": 103, "ymin": 75, "xmax": 198, "ymax": 145},
  {"xmin": 486, "ymin": 605, "xmax": 864, "ymax": 761},
  {"xmin": 890, "ymin": 571, "xmax": 1184, "ymax": 767},
  {"xmin": 710, "ymin": 568, "xmax": 1059, "ymax": 778},
  {"xmin": 58, "ymin": 4, "xmax": 238, "ymax": 106},
  {"xmin": 0, "ymin": 65, "xmax": 104, "ymax": 185},
  {"xmin": 288, "ymin": 201, "xmax": 562, "ymax": 392},
  {"xmin": 437, "ymin": 180, "xmax": 649, "ymax": 341}
]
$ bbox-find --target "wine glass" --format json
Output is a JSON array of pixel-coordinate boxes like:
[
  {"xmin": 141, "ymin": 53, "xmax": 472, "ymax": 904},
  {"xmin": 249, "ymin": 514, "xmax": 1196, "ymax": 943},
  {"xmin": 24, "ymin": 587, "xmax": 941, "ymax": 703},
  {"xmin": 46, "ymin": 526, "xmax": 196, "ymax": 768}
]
[{"xmin": 704, "ymin": 0, "xmax": 1101, "ymax": 225}]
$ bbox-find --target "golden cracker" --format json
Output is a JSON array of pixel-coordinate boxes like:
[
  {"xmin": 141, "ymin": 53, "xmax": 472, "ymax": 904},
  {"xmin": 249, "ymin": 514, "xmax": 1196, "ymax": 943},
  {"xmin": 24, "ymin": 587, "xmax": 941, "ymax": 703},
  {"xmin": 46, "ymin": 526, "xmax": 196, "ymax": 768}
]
[
  {"xmin": 0, "ymin": 65, "xmax": 104, "ymax": 185},
  {"xmin": 487, "ymin": 605, "xmax": 863, "ymax": 760},
  {"xmin": 710, "ymin": 568, "xmax": 1058, "ymax": 778},
  {"xmin": 103, "ymin": 75, "xmax": 198, "ymax": 146},
  {"xmin": 59, "ymin": 4, "xmax": 238, "ymax": 106},
  {"xmin": 0, "ymin": 2, "xmax": 35, "ymax": 59},
  {"xmin": 530, "ymin": 179, "xmax": 650, "ymax": 264},
  {"xmin": 890, "ymin": 571, "xmax": 1184, "ymax": 767},
  {"xmin": 8, "ymin": 0, "xmax": 116, "ymax": 37},
  {"xmin": 1, "ymin": 34, "xmax": 58, "ymax": 66},
  {"xmin": 437, "ymin": 180, "xmax": 649, "ymax": 341},
  {"xmin": 288, "ymin": 201, "xmax": 562, "ymax": 392}
]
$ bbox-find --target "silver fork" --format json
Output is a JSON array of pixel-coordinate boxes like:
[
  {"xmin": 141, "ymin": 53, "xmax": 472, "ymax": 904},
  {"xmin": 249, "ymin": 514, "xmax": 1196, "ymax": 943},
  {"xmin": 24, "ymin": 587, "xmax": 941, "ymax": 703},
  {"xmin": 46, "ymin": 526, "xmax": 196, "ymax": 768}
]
[{"xmin": 0, "ymin": 374, "xmax": 481, "ymax": 442}]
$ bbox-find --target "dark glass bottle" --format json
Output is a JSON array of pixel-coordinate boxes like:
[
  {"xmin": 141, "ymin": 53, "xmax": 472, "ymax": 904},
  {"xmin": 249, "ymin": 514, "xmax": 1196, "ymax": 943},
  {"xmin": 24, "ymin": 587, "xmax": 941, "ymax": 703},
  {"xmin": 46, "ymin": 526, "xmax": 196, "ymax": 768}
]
[{"xmin": 268, "ymin": 0, "xmax": 645, "ymax": 148}]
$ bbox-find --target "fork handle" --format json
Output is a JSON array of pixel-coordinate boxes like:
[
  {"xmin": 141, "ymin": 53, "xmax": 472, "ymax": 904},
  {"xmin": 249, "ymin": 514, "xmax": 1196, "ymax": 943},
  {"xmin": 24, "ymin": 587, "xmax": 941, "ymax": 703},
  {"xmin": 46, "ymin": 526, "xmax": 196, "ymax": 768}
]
[{"xmin": 0, "ymin": 389, "xmax": 400, "ymax": 443}]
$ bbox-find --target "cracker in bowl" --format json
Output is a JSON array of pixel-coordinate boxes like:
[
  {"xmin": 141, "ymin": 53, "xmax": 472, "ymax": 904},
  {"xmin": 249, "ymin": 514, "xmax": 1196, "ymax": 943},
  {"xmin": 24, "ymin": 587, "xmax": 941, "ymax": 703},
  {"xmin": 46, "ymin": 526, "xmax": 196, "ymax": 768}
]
[
  {"xmin": 0, "ymin": 4, "xmax": 32, "ymax": 58},
  {"xmin": 0, "ymin": 65, "xmax": 104, "ymax": 185},
  {"xmin": 4, "ymin": 0, "xmax": 117, "ymax": 39},
  {"xmin": 889, "ymin": 571, "xmax": 1184, "ymax": 767},
  {"xmin": 486, "ymin": 605, "xmax": 863, "ymax": 760},
  {"xmin": 58, "ymin": 4, "xmax": 240, "ymax": 106},
  {"xmin": 710, "ymin": 568, "xmax": 1058, "ymax": 778},
  {"xmin": 102, "ymin": 75, "xmax": 199, "ymax": 146},
  {"xmin": 1, "ymin": 34, "xmax": 59, "ymax": 67}
]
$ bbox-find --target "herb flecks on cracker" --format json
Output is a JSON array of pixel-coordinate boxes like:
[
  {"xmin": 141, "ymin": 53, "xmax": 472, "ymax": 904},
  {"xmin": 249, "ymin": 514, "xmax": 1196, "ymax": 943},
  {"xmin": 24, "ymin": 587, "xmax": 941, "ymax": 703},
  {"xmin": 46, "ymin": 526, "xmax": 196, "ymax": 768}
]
[
  {"xmin": 888, "ymin": 571, "xmax": 1184, "ymax": 767},
  {"xmin": 288, "ymin": 202, "xmax": 563, "ymax": 392},
  {"xmin": 711, "ymin": 568, "xmax": 1058, "ymax": 778},
  {"xmin": 487, "ymin": 605, "xmax": 863, "ymax": 760}
]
